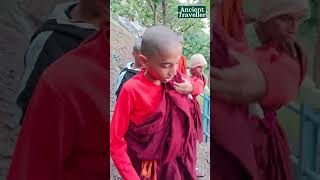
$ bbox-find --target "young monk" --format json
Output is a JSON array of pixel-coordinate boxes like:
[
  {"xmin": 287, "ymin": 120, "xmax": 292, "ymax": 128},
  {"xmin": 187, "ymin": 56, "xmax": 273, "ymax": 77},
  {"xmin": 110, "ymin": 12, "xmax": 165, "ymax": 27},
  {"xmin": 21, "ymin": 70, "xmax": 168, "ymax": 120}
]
[
  {"xmin": 189, "ymin": 54, "xmax": 207, "ymax": 177},
  {"xmin": 115, "ymin": 39, "xmax": 143, "ymax": 98},
  {"xmin": 189, "ymin": 54, "xmax": 207, "ymax": 98},
  {"xmin": 212, "ymin": 0, "xmax": 309, "ymax": 179},
  {"xmin": 110, "ymin": 26, "xmax": 203, "ymax": 180}
]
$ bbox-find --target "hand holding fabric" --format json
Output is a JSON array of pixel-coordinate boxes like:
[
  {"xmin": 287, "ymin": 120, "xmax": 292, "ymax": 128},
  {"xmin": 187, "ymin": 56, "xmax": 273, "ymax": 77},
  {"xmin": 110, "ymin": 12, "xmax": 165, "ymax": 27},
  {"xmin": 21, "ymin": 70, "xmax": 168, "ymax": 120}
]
[
  {"xmin": 212, "ymin": 49, "xmax": 267, "ymax": 103},
  {"xmin": 173, "ymin": 77, "xmax": 194, "ymax": 94}
]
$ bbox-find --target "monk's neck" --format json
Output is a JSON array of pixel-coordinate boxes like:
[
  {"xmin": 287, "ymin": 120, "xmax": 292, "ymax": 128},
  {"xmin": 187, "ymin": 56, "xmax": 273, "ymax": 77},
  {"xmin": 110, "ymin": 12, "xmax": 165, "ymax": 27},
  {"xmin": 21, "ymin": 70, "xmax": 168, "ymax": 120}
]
[
  {"xmin": 132, "ymin": 63, "xmax": 141, "ymax": 70},
  {"xmin": 70, "ymin": 2, "xmax": 105, "ymax": 29},
  {"xmin": 144, "ymin": 71, "xmax": 162, "ymax": 86}
]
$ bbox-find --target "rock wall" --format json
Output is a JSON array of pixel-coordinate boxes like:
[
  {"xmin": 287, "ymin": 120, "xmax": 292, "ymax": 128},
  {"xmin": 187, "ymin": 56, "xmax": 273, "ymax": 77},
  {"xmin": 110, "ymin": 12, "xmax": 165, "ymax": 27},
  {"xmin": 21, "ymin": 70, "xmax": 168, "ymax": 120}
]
[{"xmin": 110, "ymin": 19, "xmax": 136, "ymax": 113}]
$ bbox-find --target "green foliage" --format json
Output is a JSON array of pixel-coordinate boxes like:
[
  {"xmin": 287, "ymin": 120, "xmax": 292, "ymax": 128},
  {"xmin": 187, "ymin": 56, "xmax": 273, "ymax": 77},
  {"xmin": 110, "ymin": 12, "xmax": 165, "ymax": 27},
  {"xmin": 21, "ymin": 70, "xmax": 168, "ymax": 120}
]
[
  {"xmin": 111, "ymin": 0, "xmax": 210, "ymax": 72},
  {"xmin": 183, "ymin": 31, "xmax": 210, "ymax": 76},
  {"xmin": 183, "ymin": 30, "xmax": 210, "ymax": 70},
  {"xmin": 110, "ymin": 0, "xmax": 153, "ymax": 25}
]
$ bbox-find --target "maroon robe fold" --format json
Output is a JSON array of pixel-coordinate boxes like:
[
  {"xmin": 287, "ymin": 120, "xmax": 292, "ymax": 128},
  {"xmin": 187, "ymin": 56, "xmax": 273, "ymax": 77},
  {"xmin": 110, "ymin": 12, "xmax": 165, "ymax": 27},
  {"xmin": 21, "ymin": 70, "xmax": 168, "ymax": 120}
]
[{"xmin": 124, "ymin": 73, "xmax": 203, "ymax": 180}]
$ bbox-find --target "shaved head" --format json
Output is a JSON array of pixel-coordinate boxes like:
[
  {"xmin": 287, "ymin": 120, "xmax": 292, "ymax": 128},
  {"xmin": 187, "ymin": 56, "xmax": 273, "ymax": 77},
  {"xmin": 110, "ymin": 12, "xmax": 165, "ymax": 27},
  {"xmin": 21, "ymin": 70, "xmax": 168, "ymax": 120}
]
[
  {"xmin": 139, "ymin": 26, "xmax": 182, "ymax": 83},
  {"xmin": 141, "ymin": 26, "xmax": 182, "ymax": 59}
]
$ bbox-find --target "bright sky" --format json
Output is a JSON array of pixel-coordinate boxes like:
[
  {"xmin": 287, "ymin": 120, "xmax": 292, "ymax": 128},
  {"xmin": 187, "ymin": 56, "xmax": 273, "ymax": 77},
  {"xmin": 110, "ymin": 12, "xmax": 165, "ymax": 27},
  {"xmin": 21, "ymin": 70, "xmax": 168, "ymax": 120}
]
[
  {"xmin": 179, "ymin": 0, "xmax": 189, "ymax": 3},
  {"xmin": 179, "ymin": 0, "xmax": 190, "ymax": 3}
]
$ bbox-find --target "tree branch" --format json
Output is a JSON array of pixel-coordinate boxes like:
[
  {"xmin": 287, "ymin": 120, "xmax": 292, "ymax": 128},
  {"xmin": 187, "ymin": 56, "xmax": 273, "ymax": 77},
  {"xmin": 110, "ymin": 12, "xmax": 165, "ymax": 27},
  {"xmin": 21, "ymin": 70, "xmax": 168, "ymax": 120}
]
[
  {"xmin": 146, "ymin": 0, "xmax": 155, "ymax": 15},
  {"xmin": 180, "ymin": 22, "xmax": 197, "ymax": 33}
]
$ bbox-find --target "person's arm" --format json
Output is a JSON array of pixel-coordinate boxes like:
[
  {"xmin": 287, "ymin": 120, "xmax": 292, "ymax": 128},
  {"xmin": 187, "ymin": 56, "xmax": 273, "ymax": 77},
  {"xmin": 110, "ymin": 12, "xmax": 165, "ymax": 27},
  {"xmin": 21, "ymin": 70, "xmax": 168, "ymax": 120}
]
[
  {"xmin": 8, "ymin": 76, "xmax": 75, "ymax": 180},
  {"xmin": 211, "ymin": 49, "xmax": 266, "ymax": 103},
  {"xmin": 110, "ymin": 86, "xmax": 140, "ymax": 180},
  {"xmin": 212, "ymin": 49, "xmax": 302, "ymax": 106}
]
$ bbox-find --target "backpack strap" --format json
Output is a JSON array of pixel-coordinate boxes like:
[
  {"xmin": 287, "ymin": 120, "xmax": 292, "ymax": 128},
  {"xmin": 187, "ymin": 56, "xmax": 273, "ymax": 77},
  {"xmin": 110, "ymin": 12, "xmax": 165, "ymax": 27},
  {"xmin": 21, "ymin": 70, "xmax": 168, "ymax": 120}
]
[
  {"xmin": 30, "ymin": 19, "xmax": 95, "ymax": 42},
  {"xmin": 120, "ymin": 67, "xmax": 140, "ymax": 74}
]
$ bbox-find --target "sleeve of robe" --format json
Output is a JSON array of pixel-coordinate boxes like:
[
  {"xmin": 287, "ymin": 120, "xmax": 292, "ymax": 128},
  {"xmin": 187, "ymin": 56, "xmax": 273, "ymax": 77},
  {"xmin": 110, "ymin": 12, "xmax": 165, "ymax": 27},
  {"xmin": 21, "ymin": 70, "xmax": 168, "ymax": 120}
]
[
  {"xmin": 7, "ymin": 76, "xmax": 75, "ymax": 180},
  {"xmin": 110, "ymin": 86, "xmax": 140, "ymax": 180},
  {"xmin": 256, "ymin": 50, "xmax": 307, "ymax": 107}
]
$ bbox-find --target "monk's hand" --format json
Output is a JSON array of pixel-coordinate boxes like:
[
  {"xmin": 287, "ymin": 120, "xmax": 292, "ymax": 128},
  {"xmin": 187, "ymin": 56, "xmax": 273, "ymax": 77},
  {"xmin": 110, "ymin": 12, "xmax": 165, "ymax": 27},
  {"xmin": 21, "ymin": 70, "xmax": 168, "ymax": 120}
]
[
  {"xmin": 212, "ymin": 49, "xmax": 267, "ymax": 103},
  {"xmin": 173, "ymin": 77, "xmax": 194, "ymax": 94}
]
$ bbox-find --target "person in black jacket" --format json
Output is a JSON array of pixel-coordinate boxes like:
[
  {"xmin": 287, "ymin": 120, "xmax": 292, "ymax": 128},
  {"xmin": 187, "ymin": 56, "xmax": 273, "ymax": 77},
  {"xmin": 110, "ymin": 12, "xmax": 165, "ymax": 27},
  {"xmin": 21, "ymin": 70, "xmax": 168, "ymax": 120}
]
[
  {"xmin": 16, "ymin": 0, "xmax": 106, "ymax": 124},
  {"xmin": 115, "ymin": 39, "xmax": 143, "ymax": 99}
]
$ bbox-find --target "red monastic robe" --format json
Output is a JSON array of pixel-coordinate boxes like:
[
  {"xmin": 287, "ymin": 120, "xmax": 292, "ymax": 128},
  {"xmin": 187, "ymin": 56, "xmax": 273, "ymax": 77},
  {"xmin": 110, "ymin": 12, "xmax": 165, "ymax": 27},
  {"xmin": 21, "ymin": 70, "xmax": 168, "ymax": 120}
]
[
  {"xmin": 179, "ymin": 55, "xmax": 187, "ymax": 75},
  {"xmin": 125, "ymin": 73, "xmax": 203, "ymax": 180},
  {"xmin": 8, "ymin": 26, "xmax": 109, "ymax": 180},
  {"xmin": 110, "ymin": 69, "xmax": 203, "ymax": 180},
  {"xmin": 212, "ymin": 20, "xmax": 308, "ymax": 180}
]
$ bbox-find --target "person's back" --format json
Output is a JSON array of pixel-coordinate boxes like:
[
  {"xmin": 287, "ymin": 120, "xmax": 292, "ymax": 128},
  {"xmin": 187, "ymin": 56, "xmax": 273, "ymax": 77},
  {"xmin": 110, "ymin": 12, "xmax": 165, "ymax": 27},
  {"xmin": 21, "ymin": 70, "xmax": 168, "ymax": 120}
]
[{"xmin": 16, "ymin": 0, "xmax": 105, "ymax": 124}]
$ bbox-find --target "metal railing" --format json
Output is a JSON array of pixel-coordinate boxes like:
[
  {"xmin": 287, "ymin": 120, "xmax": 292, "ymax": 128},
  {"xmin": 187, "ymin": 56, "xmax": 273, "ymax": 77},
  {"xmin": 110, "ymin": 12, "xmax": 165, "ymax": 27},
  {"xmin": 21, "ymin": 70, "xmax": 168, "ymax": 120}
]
[
  {"xmin": 200, "ymin": 94, "xmax": 210, "ymax": 142},
  {"xmin": 287, "ymin": 103, "xmax": 320, "ymax": 180}
]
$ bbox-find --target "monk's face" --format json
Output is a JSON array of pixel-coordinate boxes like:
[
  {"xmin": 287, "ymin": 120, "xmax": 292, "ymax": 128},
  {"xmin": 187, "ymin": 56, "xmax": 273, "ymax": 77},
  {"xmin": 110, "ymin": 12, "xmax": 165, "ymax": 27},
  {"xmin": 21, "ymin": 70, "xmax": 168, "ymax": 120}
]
[
  {"xmin": 191, "ymin": 65, "xmax": 204, "ymax": 76},
  {"xmin": 141, "ymin": 46, "xmax": 182, "ymax": 83},
  {"xmin": 264, "ymin": 11, "xmax": 305, "ymax": 42}
]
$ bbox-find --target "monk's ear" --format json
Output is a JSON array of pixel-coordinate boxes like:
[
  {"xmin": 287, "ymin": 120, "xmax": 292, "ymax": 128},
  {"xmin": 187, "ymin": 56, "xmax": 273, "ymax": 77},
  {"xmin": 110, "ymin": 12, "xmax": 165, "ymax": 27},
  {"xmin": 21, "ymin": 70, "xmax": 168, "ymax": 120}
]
[{"xmin": 140, "ymin": 54, "xmax": 148, "ymax": 66}]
